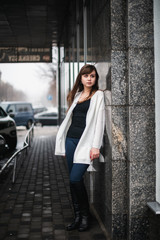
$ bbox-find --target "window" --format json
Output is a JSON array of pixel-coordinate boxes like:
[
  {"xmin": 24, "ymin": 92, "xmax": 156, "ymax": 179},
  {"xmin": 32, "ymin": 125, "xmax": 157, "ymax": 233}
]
[
  {"xmin": 0, "ymin": 107, "xmax": 7, "ymax": 118},
  {"xmin": 8, "ymin": 105, "xmax": 16, "ymax": 114},
  {"xmin": 16, "ymin": 104, "xmax": 32, "ymax": 112}
]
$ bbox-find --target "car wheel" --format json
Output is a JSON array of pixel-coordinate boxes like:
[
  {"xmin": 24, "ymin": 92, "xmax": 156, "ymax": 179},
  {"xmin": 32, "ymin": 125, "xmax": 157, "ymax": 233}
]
[
  {"xmin": 26, "ymin": 120, "xmax": 32, "ymax": 129},
  {"xmin": 7, "ymin": 137, "xmax": 17, "ymax": 150}
]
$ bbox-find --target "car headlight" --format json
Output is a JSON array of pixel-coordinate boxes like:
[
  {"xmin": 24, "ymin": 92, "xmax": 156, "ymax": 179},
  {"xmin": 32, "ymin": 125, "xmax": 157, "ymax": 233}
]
[{"xmin": 8, "ymin": 121, "xmax": 15, "ymax": 127}]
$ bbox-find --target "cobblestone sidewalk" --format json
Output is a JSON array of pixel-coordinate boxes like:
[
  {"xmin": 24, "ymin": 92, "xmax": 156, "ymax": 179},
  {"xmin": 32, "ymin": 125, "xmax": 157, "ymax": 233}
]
[{"xmin": 0, "ymin": 133, "xmax": 107, "ymax": 240}]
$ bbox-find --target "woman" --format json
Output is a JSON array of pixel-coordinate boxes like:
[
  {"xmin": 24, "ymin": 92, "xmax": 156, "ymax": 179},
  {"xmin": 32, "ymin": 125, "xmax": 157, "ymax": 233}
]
[{"xmin": 55, "ymin": 64, "xmax": 105, "ymax": 231}]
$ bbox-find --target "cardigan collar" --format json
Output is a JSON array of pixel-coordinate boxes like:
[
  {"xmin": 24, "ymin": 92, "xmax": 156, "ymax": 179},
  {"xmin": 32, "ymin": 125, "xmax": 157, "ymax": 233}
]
[{"xmin": 74, "ymin": 90, "xmax": 99, "ymax": 104}]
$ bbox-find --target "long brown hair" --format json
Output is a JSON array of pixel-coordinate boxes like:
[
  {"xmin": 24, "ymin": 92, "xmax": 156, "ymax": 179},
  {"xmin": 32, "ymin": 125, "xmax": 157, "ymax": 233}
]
[{"xmin": 67, "ymin": 64, "xmax": 99, "ymax": 108}]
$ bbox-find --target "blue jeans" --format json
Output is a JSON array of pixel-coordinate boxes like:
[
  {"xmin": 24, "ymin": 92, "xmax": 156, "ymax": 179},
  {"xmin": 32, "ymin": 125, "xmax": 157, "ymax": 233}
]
[{"xmin": 65, "ymin": 137, "xmax": 89, "ymax": 183}]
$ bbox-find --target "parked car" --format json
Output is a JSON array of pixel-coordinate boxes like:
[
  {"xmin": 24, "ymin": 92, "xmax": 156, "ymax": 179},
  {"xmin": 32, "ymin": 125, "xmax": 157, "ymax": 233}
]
[
  {"xmin": 0, "ymin": 107, "xmax": 17, "ymax": 150},
  {"xmin": 34, "ymin": 109, "xmax": 58, "ymax": 126},
  {"xmin": 0, "ymin": 101, "xmax": 34, "ymax": 129},
  {"xmin": 33, "ymin": 106, "xmax": 48, "ymax": 115}
]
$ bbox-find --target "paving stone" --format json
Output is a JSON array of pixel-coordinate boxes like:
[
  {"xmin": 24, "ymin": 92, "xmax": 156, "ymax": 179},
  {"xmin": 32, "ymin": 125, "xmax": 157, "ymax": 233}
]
[
  {"xmin": 42, "ymin": 222, "xmax": 53, "ymax": 227},
  {"xmin": 42, "ymin": 217, "xmax": 53, "ymax": 222},
  {"xmin": 31, "ymin": 223, "xmax": 41, "ymax": 229},
  {"xmin": 30, "ymin": 228, "xmax": 42, "ymax": 232},
  {"xmin": 4, "ymin": 237, "xmax": 17, "ymax": 240},
  {"xmin": 42, "ymin": 227, "xmax": 53, "ymax": 233},
  {"xmin": 67, "ymin": 236, "xmax": 80, "ymax": 240},
  {"xmin": 17, "ymin": 233, "xmax": 30, "ymax": 238},
  {"xmin": 29, "ymin": 233, "xmax": 42, "ymax": 239}
]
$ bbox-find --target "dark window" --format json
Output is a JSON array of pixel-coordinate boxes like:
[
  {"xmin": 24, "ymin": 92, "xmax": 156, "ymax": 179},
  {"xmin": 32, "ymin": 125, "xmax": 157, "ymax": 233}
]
[
  {"xmin": 0, "ymin": 107, "xmax": 7, "ymax": 118},
  {"xmin": 49, "ymin": 113, "xmax": 57, "ymax": 117},
  {"xmin": 41, "ymin": 113, "xmax": 57, "ymax": 117},
  {"xmin": 16, "ymin": 104, "xmax": 32, "ymax": 112}
]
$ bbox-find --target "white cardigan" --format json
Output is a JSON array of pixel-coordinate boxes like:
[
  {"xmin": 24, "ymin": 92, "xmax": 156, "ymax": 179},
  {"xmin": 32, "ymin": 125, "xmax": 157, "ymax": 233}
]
[{"xmin": 55, "ymin": 90, "xmax": 105, "ymax": 165}]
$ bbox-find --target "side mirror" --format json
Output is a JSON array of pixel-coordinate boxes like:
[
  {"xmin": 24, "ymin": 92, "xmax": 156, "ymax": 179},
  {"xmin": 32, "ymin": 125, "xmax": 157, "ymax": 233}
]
[
  {"xmin": 9, "ymin": 113, "xmax": 15, "ymax": 118},
  {"xmin": 8, "ymin": 109, "xmax": 13, "ymax": 113}
]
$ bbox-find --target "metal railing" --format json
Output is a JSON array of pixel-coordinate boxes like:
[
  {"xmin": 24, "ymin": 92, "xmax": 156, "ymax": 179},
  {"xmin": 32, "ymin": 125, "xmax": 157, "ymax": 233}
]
[{"xmin": 0, "ymin": 124, "xmax": 34, "ymax": 183}]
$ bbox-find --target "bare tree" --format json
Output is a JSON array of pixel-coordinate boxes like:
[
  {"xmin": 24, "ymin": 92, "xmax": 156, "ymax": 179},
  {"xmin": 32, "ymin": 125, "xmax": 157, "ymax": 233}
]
[{"xmin": 35, "ymin": 63, "xmax": 57, "ymax": 106}]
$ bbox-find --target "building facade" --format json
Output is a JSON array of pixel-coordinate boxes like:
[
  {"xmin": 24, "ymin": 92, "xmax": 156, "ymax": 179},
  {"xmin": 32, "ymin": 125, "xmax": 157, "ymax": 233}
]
[{"xmin": 58, "ymin": 0, "xmax": 160, "ymax": 239}]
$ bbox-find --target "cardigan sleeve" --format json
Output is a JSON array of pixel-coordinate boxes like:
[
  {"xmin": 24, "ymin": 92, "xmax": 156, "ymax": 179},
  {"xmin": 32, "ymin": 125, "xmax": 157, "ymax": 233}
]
[{"xmin": 92, "ymin": 93, "xmax": 105, "ymax": 149}]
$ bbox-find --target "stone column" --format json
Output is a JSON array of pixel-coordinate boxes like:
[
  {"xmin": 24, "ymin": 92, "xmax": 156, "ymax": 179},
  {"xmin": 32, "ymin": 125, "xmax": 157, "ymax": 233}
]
[
  {"xmin": 127, "ymin": 0, "xmax": 155, "ymax": 239},
  {"xmin": 110, "ymin": 0, "xmax": 128, "ymax": 238},
  {"xmin": 110, "ymin": 0, "xmax": 155, "ymax": 239}
]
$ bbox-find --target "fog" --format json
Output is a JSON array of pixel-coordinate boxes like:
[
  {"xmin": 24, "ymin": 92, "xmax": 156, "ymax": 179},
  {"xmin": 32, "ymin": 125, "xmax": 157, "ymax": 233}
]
[{"xmin": 0, "ymin": 62, "xmax": 57, "ymax": 108}]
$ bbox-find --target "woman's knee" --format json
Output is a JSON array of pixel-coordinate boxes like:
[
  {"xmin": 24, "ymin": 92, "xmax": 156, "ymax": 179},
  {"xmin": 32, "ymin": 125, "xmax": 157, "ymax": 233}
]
[
  {"xmin": 69, "ymin": 163, "xmax": 89, "ymax": 183},
  {"xmin": 70, "ymin": 174, "xmax": 82, "ymax": 183}
]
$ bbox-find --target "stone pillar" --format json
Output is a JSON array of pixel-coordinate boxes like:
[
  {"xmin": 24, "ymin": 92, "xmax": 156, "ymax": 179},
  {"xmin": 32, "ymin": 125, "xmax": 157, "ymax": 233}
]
[
  {"xmin": 127, "ymin": 0, "xmax": 155, "ymax": 239},
  {"xmin": 110, "ymin": 0, "xmax": 155, "ymax": 239},
  {"xmin": 110, "ymin": 0, "xmax": 128, "ymax": 238}
]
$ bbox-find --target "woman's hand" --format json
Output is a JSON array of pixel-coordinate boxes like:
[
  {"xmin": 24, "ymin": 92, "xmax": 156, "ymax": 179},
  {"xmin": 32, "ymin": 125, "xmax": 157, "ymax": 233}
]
[{"xmin": 90, "ymin": 148, "xmax": 100, "ymax": 161}]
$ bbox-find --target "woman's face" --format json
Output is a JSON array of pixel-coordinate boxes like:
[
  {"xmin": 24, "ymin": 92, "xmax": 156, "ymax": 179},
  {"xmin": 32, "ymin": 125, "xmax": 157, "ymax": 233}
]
[{"xmin": 81, "ymin": 70, "xmax": 96, "ymax": 90}]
